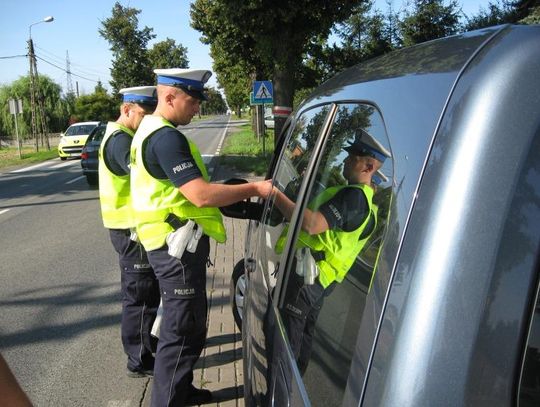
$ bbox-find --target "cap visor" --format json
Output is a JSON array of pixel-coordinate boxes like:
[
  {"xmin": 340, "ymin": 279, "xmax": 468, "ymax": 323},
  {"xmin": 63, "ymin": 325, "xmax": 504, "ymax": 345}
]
[{"xmin": 179, "ymin": 86, "xmax": 208, "ymax": 101}]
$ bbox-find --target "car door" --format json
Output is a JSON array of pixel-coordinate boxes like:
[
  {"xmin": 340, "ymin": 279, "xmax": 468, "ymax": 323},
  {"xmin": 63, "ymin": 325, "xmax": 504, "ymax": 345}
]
[
  {"xmin": 246, "ymin": 101, "xmax": 395, "ymax": 406},
  {"xmin": 243, "ymin": 104, "xmax": 334, "ymax": 405}
]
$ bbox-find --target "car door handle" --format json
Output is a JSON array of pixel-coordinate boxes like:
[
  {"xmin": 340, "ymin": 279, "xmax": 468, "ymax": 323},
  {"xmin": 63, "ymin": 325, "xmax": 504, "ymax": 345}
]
[{"xmin": 246, "ymin": 257, "xmax": 256, "ymax": 273}]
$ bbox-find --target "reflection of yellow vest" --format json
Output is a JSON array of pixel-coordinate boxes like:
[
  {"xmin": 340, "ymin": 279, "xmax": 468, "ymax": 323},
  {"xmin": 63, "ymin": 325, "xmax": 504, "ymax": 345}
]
[
  {"xmin": 277, "ymin": 184, "xmax": 374, "ymax": 288},
  {"xmin": 99, "ymin": 122, "xmax": 134, "ymax": 229},
  {"xmin": 130, "ymin": 115, "xmax": 226, "ymax": 251}
]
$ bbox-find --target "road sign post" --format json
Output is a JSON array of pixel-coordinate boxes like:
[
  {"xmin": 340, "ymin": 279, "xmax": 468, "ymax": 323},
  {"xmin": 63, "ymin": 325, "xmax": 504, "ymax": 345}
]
[
  {"xmin": 252, "ymin": 81, "xmax": 274, "ymax": 146},
  {"xmin": 8, "ymin": 99, "xmax": 23, "ymax": 158}
]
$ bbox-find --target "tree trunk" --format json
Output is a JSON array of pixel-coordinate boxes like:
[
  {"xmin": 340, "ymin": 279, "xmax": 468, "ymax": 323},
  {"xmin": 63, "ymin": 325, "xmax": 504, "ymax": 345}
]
[{"xmin": 273, "ymin": 64, "xmax": 295, "ymax": 146}]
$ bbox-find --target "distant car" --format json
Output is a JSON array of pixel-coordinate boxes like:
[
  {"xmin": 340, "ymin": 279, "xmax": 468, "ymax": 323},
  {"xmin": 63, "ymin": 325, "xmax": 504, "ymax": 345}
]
[
  {"xmin": 221, "ymin": 24, "xmax": 540, "ymax": 406},
  {"xmin": 264, "ymin": 114, "xmax": 275, "ymax": 130},
  {"xmin": 58, "ymin": 121, "xmax": 100, "ymax": 160},
  {"xmin": 80, "ymin": 123, "xmax": 106, "ymax": 185}
]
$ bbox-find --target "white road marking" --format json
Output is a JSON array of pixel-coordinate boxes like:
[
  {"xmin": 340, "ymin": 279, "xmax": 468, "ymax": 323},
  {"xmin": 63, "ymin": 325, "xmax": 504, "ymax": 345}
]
[
  {"xmin": 10, "ymin": 161, "xmax": 53, "ymax": 173},
  {"xmin": 214, "ymin": 116, "xmax": 231, "ymax": 156},
  {"xmin": 0, "ymin": 209, "xmax": 10, "ymax": 215},
  {"xmin": 66, "ymin": 175, "xmax": 84, "ymax": 184},
  {"xmin": 51, "ymin": 161, "xmax": 77, "ymax": 169}
]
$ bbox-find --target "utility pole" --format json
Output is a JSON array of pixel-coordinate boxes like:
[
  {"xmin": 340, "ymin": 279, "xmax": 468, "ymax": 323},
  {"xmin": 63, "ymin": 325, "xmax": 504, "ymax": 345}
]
[
  {"xmin": 27, "ymin": 16, "xmax": 54, "ymax": 151},
  {"xmin": 27, "ymin": 38, "xmax": 39, "ymax": 152}
]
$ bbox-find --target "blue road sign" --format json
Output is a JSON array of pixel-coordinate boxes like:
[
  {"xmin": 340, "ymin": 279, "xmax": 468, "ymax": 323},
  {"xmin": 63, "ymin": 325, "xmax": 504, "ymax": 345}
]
[{"xmin": 253, "ymin": 81, "xmax": 273, "ymax": 104}]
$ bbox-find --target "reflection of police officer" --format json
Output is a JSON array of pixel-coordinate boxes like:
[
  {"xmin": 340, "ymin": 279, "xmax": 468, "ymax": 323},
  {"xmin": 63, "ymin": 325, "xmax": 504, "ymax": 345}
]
[
  {"xmin": 130, "ymin": 68, "xmax": 272, "ymax": 407},
  {"xmin": 273, "ymin": 130, "xmax": 391, "ymax": 374},
  {"xmin": 98, "ymin": 86, "xmax": 160, "ymax": 378}
]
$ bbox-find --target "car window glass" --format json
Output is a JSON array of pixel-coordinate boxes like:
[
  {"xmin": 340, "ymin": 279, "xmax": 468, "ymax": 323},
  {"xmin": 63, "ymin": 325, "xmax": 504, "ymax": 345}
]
[
  {"xmin": 65, "ymin": 124, "xmax": 96, "ymax": 136},
  {"xmin": 92, "ymin": 127, "xmax": 106, "ymax": 143},
  {"xmin": 519, "ymin": 289, "xmax": 540, "ymax": 406},
  {"xmin": 275, "ymin": 103, "xmax": 393, "ymax": 406},
  {"xmin": 260, "ymin": 105, "xmax": 332, "ymax": 289}
]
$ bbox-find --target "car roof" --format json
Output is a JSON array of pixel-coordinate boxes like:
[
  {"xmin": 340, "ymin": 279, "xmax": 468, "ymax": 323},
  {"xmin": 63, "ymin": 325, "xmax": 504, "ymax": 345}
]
[{"xmin": 69, "ymin": 121, "xmax": 100, "ymax": 126}]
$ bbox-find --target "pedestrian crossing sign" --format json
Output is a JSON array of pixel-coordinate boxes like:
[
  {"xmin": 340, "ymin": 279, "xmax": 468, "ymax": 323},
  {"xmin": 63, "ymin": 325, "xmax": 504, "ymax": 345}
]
[{"xmin": 252, "ymin": 81, "xmax": 273, "ymax": 104}]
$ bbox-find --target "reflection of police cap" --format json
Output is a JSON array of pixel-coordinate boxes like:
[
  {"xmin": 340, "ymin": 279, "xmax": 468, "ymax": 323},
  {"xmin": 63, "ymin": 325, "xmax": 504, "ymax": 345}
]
[
  {"xmin": 154, "ymin": 68, "xmax": 212, "ymax": 101},
  {"xmin": 345, "ymin": 129, "xmax": 391, "ymax": 163},
  {"xmin": 119, "ymin": 86, "xmax": 157, "ymax": 106},
  {"xmin": 372, "ymin": 169, "xmax": 389, "ymax": 186}
]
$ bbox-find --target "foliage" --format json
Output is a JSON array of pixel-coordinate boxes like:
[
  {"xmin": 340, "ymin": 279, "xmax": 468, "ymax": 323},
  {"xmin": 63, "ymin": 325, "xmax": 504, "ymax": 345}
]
[
  {"xmin": 210, "ymin": 43, "xmax": 250, "ymax": 117},
  {"xmin": 99, "ymin": 2, "xmax": 156, "ymax": 93},
  {"xmin": 148, "ymin": 38, "xmax": 189, "ymax": 69},
  {"xmin": 201, "ymin": 87, "xmax": 228, "ymax": 114},
  {"xmin": 465, "ymin": 0, "xmax": 540, "ymax": 29},
  {"xmin": 191, "ymin": 0, "xmax": 362, "ymax": 140},
  {"xmin": 73, "ymin": 83, "xmax": 118, "ymax": 122},
  {"xmin": 399, "ymin": 0, "xmax": 462, "ymax": 47},
  {"xmin": 0, "ymin": 75, "xmax": 66, "ymax": 142}
]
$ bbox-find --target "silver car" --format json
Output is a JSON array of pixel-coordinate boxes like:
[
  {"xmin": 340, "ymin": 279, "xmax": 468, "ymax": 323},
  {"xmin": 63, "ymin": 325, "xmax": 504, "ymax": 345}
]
[{"xmin": 222, "ymin": 24, "xmax": 540, "ymax": 406}]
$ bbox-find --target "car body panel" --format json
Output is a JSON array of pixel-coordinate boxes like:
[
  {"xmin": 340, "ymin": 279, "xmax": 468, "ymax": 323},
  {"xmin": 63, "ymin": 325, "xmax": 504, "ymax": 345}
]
[
  {"xmin": 58, "ymin": 121, "xmax": 100, "ymax": 158},
  {"xmin": 235, "ymin": 24, "xmax": 540, "ymax": 407},
  {"xmin": 80, "ymin": 123, "xmax": 106, "ymax": 185}
]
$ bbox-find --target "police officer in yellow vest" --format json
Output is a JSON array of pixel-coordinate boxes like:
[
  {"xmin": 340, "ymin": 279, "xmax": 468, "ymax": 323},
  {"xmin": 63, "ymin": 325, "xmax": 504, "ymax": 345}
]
[
  {"xmin": 130, "ymin": 68, "xmax": 273, "ymax": 407},
  {"xmin": 272, "ymin": 129, "xmax": 390, "ymax": 375},
  {"xmin": 98, "ymin": 86, "xmax": 160, "ymax": 378}
]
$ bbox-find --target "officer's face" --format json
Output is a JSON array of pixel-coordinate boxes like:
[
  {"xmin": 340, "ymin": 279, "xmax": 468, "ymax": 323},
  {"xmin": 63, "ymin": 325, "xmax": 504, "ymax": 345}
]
[
  {"xmin": 127, "ymin": 104, "xmax": 149, "ymax": 130},
  {"xmin": 172, "ymin": 89, "xmax": 200, "ymax": 125}
]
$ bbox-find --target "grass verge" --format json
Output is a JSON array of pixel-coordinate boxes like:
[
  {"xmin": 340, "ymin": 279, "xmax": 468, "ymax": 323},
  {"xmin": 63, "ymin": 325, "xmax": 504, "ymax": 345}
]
[
  {"xmin": 0, "ymin": 147, "xmax": 58, "ymax": 170},
  {"xmin": 220, "ymin": 124, "xmax": 274, "ymax": 175}
]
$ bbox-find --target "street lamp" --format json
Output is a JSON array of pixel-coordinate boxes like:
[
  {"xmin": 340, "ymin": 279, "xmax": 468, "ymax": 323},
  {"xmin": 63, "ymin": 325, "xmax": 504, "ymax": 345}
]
[
  {"xmin": 28, "ymin": 15, "xmax": 54, "ymax": 151},
  {"xmin": 29, "ymin": 16, "xmax": 54, "ymax": 39}
]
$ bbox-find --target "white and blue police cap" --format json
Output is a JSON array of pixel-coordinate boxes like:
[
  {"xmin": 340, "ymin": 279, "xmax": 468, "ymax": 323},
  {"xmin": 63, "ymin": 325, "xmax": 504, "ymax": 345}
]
[
  {"xmin": 344, "ymin": 129, "xmax": 392, "ymax": 163},
  {"xmin": 118, "ymin": 86, "xmax": 157, "ymax": 106},
  {"xmin": 154, "ymin": 68, "xmax": 212, "ymax": 101},
  {"xmin": 372, "ymin": 169, "xmax": 389, "ymax": 186}
]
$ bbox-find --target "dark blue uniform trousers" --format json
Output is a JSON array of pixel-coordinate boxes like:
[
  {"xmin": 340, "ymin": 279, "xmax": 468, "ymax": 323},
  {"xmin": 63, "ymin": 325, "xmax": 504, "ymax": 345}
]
[
  {"xmin": 147, "ymin": 236, "xmax": 210, "ymax": 407},
  {"xmin": 282, "ymin": 273, "xmax": 336, "ymax": 375},
  {"xmin": 109, "ymin": 229, "xmax": 160, "ymax": 372}
]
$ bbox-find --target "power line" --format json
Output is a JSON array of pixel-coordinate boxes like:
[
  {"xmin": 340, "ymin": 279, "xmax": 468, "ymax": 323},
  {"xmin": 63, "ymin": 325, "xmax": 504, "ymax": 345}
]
[
  {"xmin": 34, "ymin": 54, "xmax": 100, "ymax": 83},
  {"xmin": 0, "ymin": 54, "xmax": 27, "ymax": 59},
  {"xmin": 34, "ymin": 44, "xmax": 110, "ymax": 77}
]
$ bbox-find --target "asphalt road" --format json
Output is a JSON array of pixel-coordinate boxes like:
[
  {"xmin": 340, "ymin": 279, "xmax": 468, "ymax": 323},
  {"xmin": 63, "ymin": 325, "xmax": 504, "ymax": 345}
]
[{"xmin": 0, "ymin": 115, "xmax": 232, "ymax": 406}]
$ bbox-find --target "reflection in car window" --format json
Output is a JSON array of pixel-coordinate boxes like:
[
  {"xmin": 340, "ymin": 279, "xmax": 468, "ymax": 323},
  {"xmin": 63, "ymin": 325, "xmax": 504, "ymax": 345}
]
[
  {"xmin": 261, "ymin": 105, "xmax": 331, "ymax": 287},
  {"xmin": 520, "ymin": 295, "xmax": 540, "ymax": 406},
  {"xmin": 273, "ymin": 103, "xmax": 393, "ymax": 406}
]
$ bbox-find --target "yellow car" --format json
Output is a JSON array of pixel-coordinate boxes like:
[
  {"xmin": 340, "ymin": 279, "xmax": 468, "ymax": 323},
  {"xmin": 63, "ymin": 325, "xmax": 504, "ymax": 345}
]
[{"xmin": 57, "ymin": 121, "xmax": 100, "ymax": 160}]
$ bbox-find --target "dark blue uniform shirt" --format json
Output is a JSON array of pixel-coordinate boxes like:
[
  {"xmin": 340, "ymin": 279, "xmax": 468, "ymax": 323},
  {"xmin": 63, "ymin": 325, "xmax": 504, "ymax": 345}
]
[{"xmin": 144, "ymin": 127, "xmax": 202, "ymax": 187}]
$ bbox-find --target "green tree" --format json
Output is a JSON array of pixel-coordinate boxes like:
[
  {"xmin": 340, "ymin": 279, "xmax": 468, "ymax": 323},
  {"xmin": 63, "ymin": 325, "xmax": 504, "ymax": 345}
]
[
  {"xmin": 99, "ymin": 2, "xmax": 155, "ymax": 93},
  {"xmin": 148, "ymin": 38, "xmax": 189, "ymax": 69},
  {"xmin": 399, "ymin": 0, "xmax": 461, "ymax": 47},
  {"xmin": 73, "ymin": 83, "xmax": 118, "ymax": 122},
  {"xmin": 210, "ymin": 43, "xmax": 250, "ymax": 117},
  {"xmin": 465, "ymin": 0, "xmax": 540, "ymax": 29},
  {"xmin": 191, "ymin": 0, "xmax": 363, "ymax": 142},
  {"xmin": 0, "ymin": 75, "xmax": 65, "ymax": 144},
  {"xmin": 201, "ymin": 87, "xmax": 227, "ymax": 115}
]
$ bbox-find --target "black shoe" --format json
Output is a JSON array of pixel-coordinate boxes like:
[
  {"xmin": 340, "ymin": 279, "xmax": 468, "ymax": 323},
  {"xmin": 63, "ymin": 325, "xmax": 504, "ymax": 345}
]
[
  {"xmin": 126, "ymin": 368, "xmax": 154, "ymax": 378},
  {"xmin": 185, "ymin": 385, "xmax": 212, "ymax": 405}
]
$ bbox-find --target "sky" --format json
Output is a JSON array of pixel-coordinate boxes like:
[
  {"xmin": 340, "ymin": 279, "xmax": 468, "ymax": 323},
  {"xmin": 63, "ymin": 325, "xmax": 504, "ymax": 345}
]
[{"xmin": 0, "ymin": 0, "xmax": 492, "ymax": 96}]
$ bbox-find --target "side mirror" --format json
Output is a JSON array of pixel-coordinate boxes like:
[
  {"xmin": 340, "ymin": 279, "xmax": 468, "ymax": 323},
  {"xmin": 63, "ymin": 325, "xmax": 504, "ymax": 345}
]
[{"xmin": 219, "ymin": 178, "xmax": 264, "ymax": 220}]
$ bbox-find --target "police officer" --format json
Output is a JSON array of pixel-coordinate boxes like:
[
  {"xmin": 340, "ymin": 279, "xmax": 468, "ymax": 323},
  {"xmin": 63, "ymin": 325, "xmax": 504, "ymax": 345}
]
[
  {"xmin": 273, "ymin": 129, "xmax": 391, "ymax": 374},
  {"xmin": 98, "ymin": 86, "xmax": 160, "ymax": 378},
  {"xmin": 129, "ymin": 68, "xmax": 273, "ymax": 407}
]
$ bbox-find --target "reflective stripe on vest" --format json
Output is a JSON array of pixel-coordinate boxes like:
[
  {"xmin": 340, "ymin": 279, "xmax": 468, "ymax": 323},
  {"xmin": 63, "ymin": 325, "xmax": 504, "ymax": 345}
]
[
  {"xmin": 130, "ymin": 115, "xmax": 226, "ymax": 250},
  {"xmin": 276, "ymin": 184, "xmax": 374, "ymax": 288},
  {"xmin": 99, "ymin": 122, "xmax": 134, "ymax": 229}
]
